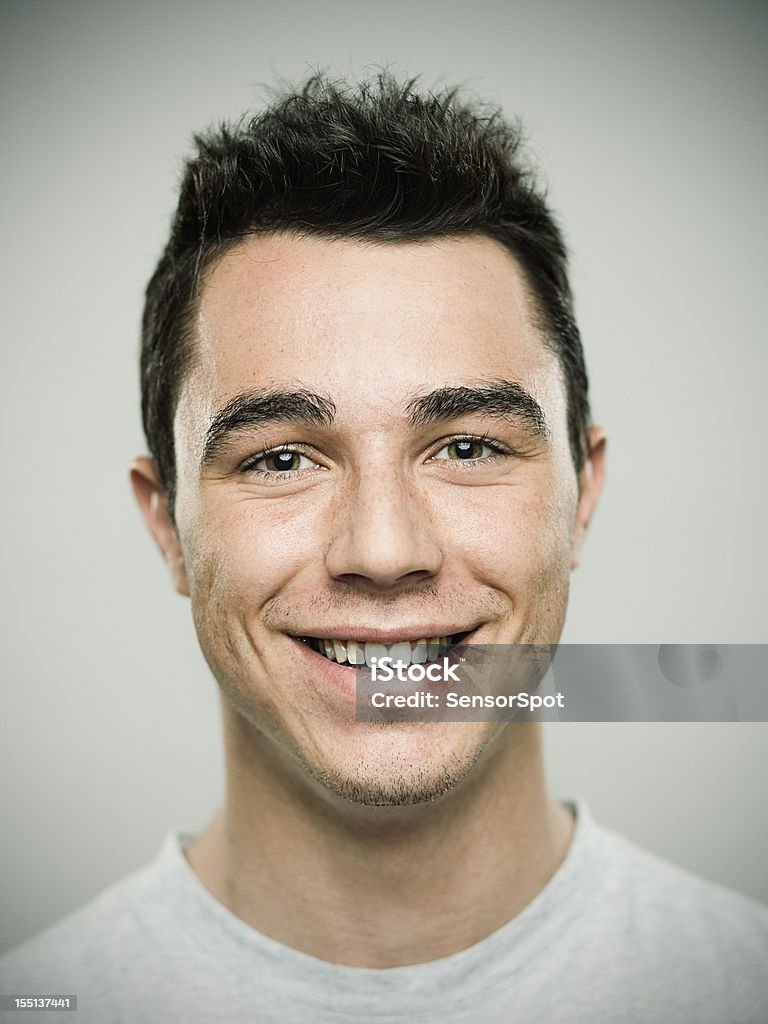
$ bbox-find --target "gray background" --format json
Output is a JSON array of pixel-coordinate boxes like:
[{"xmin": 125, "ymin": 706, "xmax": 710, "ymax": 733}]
[{"xmin": 1, "ymin": 0, "xmax": 766, "ymax": 953}]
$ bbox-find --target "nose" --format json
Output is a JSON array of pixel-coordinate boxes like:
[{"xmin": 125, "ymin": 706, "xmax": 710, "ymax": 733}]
[{"xmin": 325, "ymin": 471, "xmax": 444, "ymax": 590}]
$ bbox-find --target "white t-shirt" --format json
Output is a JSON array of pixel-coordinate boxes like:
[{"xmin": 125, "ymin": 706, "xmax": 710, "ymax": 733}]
[{"xmin": 1, "ymin": 802, "xmax": 766, "ymax": 1023}]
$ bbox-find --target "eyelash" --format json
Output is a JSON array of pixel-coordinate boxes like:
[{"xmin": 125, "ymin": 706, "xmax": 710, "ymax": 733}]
[
  {"xmin": 239, "ymin": 435, "xmax": 513, "ymax": 479},
  {"xmin": 430, "ymin": 433, "xmax": 512, "ymax": 467},
  {"xmin": 239, "ymin": 444, "xmax": 321, "ymax": 480}
]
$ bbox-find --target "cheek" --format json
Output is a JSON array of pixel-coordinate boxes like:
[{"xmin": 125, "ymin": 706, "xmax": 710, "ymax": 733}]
[
  {"xmin": 179, "ymin": 494, "xmax": 329, "ymax": 610},
  {"xmin": 437, "ymin": 479, "xmax": 576, "ymax": 591}
]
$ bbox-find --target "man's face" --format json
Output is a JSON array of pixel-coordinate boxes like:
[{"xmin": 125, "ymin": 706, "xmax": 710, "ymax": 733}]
[{"xmin": 135, "ymin": 232, "xmax": 603, "ymax": 805}]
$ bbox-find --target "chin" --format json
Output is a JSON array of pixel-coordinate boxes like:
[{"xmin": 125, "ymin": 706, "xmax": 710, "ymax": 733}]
[{"xmin": 294, "ymin": 721, "xmax": 502, "ymax": 807}]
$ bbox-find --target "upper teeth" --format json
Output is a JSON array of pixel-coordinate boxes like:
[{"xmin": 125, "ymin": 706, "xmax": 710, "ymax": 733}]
[{"xmin": 310, "ymin": 637, "xmax": 454, "ymax": 666}]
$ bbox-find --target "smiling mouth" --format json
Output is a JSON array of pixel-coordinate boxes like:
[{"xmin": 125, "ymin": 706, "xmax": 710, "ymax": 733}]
[{"xmin": 298, "ymin": 634, "xmax": 469, "ymax": 667}]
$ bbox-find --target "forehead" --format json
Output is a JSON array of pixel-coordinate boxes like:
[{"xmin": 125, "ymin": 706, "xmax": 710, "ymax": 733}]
[{"xmin": 178, "ymin": 232, "xmax": 565, "ymax": 439}]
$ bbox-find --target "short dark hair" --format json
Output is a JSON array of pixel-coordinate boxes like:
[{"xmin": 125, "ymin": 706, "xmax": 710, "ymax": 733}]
[{"xmin": 141, "ymin": 73, "xmax": 590, "ymax": 516}]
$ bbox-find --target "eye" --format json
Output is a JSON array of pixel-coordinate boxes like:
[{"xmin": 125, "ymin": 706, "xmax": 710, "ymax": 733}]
[
  {"xmin": 241, "ymin": 447, "xmax": 321, "ymax": 476},
  {"xmin": 433, "ymin": 438, "xmax": 504, "ymax": 462}
]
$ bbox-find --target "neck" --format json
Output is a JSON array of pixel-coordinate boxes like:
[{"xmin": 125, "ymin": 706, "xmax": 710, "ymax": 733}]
[{"xmin": 186, "ymin": 707, "xmax": 574, "ymax": 968}]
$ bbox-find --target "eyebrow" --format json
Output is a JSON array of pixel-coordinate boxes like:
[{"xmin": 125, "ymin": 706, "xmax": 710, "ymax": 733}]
[
  {"xmin": 406, "ymin": 380, "xmax": 549, "ymax": 437},
  {"xmin": 201, "ymin": 388, "xmax": 336, "ymax": 465},
  {"xmin": 200, "ymin": 377, "xmax": 548, "ymax": 466}
]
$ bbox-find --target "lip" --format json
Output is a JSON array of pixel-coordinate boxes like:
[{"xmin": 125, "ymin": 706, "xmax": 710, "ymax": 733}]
[
  {"xmin": 287, "ymin": 624, "xmax": 482, "ymax": 645},
  {"xmin": 288, "ymin": 625, "xmax": 484, "ymax": 707},
  {"xmin": 291, "ymin": 635, "xmax": 360, "ymax": 706}
]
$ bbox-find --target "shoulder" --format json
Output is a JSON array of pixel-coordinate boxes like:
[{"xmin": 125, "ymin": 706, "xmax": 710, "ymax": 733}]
[
  {"xmin": 0, "ymin": 835, "xmax": 193, "ymax": 997},
  {"xmin": 600, "ymin": 821, "xmax": 768, "ymax": 945},
  {"xmin": 570, "ymin": 811, "xmax": 768, "ymax": 1020}
]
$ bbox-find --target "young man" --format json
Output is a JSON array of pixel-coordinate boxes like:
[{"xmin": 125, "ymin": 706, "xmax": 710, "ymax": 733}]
[{"xmin": 1, "ymin": 75, "xmax": 766, "ymax": 1023}]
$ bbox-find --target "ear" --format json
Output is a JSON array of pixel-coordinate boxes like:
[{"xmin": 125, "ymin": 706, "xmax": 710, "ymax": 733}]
[
  {"xmin": 130, "ymin": 457, "xmax": 190, "ymax": 596},
  {"xmin": 570, "ymin": 427, "xmax": 607, "ymax": 570}
]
